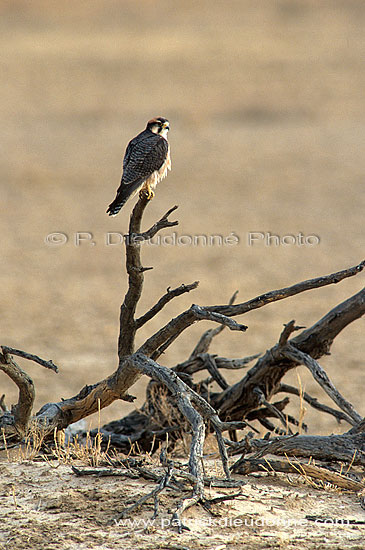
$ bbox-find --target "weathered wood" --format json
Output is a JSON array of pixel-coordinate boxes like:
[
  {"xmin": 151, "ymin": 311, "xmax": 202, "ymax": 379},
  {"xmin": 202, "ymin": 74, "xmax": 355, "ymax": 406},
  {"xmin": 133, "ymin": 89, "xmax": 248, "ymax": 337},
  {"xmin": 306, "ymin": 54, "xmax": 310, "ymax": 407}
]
[
  {"xmin": 282, "ymin": 345, "xmax": 362, "ymax": 425},
  {"xmin": 1, "ymin": 195, "xmax": 364, "ymax": 524},
  {"xmin": 117, "ymin": 195, "xmax": 149, "ymax": 358},
  {"xmin": 228, "ymin": 432, "xmax": 365, "ymax": 465},
  {"xmin": 213, "ymin": 289, "xmax": 365, "ymax": 421},
  {"xmin": 136, "ymin": 281, "xmax": 199, "ymax": 329},
  {"xmin": 1, "ymin": 346, "xmax": 59, "ymax": 372},
  {"xmin": 138, "ymin": 305, "xmax": 247, "ymax": 359},
  {"xmin": 174, "ymin": 353, "xmax": 260, "ymax": 375},
  {"xmin": 232, "ymin": 458, "xmax": 363, "ymax": 491},
  {"xmin": 207, "ymin": 261, "xmax": 364, "ymax": 317},
  {"xmin": 276, "ymin": 383, "xmax": 352, "ymax": 424},
  {"xmin": 0, "ymin": 352, "xmax": 34, "ymax": 437}
]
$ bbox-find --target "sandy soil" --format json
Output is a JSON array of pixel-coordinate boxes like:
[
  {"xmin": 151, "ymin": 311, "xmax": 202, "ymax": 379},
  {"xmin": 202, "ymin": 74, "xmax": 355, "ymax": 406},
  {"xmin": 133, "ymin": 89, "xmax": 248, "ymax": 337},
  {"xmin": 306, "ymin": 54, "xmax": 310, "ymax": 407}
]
[
  {"xmin": 1, "ymin": 1, "xmax": 364, "ymax": 548},
  {"xmin": 1, "ymin": 457, "xmax": 365, "ymax": 550}
]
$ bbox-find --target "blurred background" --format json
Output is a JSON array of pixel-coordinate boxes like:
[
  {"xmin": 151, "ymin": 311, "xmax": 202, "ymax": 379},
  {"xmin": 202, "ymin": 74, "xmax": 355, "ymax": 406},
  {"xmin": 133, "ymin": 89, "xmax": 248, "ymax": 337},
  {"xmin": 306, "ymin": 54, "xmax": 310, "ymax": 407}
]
[{"xmin": 1, "ymin": 0, "xmax": 364, "ymax": 435}]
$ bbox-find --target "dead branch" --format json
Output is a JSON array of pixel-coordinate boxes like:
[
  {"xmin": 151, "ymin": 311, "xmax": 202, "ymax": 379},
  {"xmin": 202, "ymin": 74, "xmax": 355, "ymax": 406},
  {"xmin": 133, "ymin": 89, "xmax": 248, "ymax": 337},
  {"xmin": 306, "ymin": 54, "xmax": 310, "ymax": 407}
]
[
  {"xmin": 214, "ymin": 288, "xmax": 365, "ymax": 421},
  {"xmin": 275, "ymin": 383, "xmax": 352, "ymax": 424},
  {"xmin": 127, "ymin": 204, "xmax": 179, "ymax": 242},
  {"xmin": 1, "ymin": 191, "xmax": 364, "ymax": 526},
  {"xmin": 245, "ymin": 397, "xmax": 308, "ymax": 432},
  {"xmin": 232, "ymin": 458, "xmax": 363, "ymax": 491},
  {"xmin": 207, "ymin": 260, "xmax": 364, "ymax": 317},
  {"xmin": 31, "ymin": 276, "xmax": 364, "ymax": 452},
  {"xmin": 277, "ymin": 320, "xmax": 305, "ymax": 347},
  {"xmin": 113, "ymin": 464, "xmax": 174, "ymax": 522},
  {"xmin": 198, "ymin": 354, "xmax": 229, "ymax": 390},
  {"xmin": 189, "ymin": 325, "xmax": 226, "ymax": 358},
  {"xmin": 281, "ymin": 345, "xmax": 362, "ymax": 425},
  {"xmin": 347, "ymin": 418, "xmax": 365, "ymax": 435},
  {"xmin": 0, "ymin": 352, "xmax": 34, "ymax": 437},
  {"xmin": 173, "ymin": 353, "xmax": 260, "ymax": 375},
  {"xmin": 1, "ymin": 346, "xmax": 59, "ymax": 372},
  {"xmin": 253, "ymin": 387, "xmax": 293, "ymax": 434},
  {"xmin": 139, "ymin": 305, "xmax": 248, "ymax": 360},
  {"xmin": 136, "ymin": 281, "xmax": 199, "ymax": 329},
  {"xmin": 33, "ymin": 201, "xmax": 225, "ymax": 433},
  {"xmin": 72, "ymin": 464, "xmax": 246, "ymax": 490},
  {"xmin": 189, "ymin": 291, "xmax": 239, "ymax": 358},
  {"xmin": 48, "ymin": 279, "xmax": 363, "ymax": 459},
  {"xmin": 118, "ymin": 195, "xmax": 151, "ymax": 358},
  {"xmin": 173, "ymin": 353, "xmax": 261, "ymax": 374},
  {"xmin": 136, "ymin": 263, "xmax": 364, "ymax": 362},
  {"xmin": 228, "ymin": 432, "xmax": 365, "ymax": 465}
]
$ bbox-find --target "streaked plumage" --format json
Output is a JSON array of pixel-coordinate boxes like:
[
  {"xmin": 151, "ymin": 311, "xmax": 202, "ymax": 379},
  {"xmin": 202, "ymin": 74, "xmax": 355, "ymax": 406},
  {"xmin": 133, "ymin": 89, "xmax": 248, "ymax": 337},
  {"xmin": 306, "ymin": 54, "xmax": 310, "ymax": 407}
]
[{"xmin": 107, "ymin": 117, "xmax": 171, "ymax": 216}]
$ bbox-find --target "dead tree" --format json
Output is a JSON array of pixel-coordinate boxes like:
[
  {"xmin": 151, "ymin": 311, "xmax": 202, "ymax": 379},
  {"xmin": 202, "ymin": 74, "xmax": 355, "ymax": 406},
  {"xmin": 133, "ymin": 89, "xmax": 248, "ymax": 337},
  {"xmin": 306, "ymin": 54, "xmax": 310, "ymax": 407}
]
[{"xmin": 1, "ymin": 194, "xmax": 364, "ymax": 523}]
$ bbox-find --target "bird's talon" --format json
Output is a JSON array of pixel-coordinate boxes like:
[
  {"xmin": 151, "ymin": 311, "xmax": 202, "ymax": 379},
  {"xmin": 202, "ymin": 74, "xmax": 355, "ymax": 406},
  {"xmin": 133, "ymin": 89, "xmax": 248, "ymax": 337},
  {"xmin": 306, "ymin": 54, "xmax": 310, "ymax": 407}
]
[{"xmin": 139, "ymin": 189, "xmax": 154, "ymax": 200}]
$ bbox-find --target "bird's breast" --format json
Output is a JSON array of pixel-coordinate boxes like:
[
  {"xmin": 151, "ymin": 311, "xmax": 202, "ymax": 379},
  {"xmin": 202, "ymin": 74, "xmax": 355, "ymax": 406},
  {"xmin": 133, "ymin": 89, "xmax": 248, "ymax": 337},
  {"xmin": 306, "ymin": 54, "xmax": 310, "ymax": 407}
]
[{"xmin": 156, "ymin": 146, "xmax": 171, "ymax": 181}]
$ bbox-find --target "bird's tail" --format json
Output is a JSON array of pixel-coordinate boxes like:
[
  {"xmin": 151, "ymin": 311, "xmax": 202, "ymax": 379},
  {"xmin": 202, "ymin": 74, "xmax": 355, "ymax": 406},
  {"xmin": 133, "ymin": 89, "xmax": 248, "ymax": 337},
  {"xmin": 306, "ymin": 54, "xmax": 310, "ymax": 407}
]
[
  {"xmin": 106, "ymin": 196, "xmax": 128, "ymax": 216},
  {"xmin": 107, "ymin": 178, "xmax": 145, "ymax": 216}
]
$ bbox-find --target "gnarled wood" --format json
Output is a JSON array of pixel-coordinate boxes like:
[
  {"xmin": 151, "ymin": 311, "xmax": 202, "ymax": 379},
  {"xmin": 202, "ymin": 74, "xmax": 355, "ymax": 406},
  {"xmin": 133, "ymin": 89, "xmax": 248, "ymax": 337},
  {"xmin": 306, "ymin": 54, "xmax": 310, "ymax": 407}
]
[{"xmin": 0, "ymin": 194, "xmax": 364, "ymax": 524}]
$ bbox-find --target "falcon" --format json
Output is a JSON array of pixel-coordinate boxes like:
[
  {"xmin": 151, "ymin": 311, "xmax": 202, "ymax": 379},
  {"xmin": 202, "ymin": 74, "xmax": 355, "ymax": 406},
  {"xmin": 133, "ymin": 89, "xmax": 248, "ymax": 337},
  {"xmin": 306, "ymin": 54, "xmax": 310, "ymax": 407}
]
[{"xmin": 106, "ymin": 117, "xmax": 171, "ymax": 216}]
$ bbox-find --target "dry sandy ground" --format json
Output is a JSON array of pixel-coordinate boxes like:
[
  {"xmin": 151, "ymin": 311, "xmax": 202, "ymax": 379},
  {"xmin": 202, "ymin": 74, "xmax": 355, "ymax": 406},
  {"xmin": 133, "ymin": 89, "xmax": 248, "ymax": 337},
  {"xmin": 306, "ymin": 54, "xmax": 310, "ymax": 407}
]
[
  {"xmin": 0, "ymin": 1, "xmax": 364, "ymax": 548},
  {"xmin": 1, "ymin": 458, "xmax": 364, "ymax": 550}
]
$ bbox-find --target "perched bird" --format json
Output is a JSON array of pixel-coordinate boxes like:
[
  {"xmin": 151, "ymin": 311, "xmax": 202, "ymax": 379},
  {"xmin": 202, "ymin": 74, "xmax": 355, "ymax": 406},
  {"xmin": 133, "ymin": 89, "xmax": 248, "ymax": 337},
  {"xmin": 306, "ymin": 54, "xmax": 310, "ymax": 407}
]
[{"xmin": 107, "ymin": 117, "xmax": 171, "ymax": 216}]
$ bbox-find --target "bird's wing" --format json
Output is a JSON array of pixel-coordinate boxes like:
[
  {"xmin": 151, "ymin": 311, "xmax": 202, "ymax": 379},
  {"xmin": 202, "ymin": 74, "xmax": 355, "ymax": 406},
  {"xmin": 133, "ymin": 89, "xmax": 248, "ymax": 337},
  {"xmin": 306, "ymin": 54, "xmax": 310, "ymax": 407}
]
[{"xmin": 121, "ymin": 132, "xmax": 169, "ymax": 188}]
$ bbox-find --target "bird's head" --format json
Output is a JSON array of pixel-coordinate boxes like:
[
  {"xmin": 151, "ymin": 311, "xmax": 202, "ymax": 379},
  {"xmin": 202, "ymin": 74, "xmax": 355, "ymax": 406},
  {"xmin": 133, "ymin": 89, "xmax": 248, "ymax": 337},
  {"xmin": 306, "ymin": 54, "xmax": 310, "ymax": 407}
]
[{"xmin": 147, "ymin": 117, "xmax": 170, "ymax": 138}]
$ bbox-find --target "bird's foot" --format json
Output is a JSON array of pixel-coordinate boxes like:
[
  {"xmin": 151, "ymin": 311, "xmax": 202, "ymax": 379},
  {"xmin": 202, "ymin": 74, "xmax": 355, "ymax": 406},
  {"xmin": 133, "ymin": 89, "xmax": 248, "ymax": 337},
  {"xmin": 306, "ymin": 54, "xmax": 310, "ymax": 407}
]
[
  {"xmin": 140, "ymin": 188, "xmax": 155, "ymax": 200},
  {"xmin": 139, "ymin": 187, "xmax": 155, "ymax": 201}
]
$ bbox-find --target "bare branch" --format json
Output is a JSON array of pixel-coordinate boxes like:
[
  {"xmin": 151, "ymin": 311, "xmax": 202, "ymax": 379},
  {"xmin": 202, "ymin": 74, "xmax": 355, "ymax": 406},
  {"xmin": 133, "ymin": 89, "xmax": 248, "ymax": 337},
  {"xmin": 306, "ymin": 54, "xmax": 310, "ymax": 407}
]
[
  {"xmin": 35, "ymin": 363, "xmax": 143, "ymax": 434},
  {"xmin": 207, "ymin": 260, "xmax": 365, "ymax": 317},
  {"xmin": 32, "ymin": 283, "xmax": 364, "ymax": 447},
  {"xmin": 347, "ymin": 419, "xmax": 365, "ymax": 435},
  {"xmin": 246, "ymin": 397, "xmax": 291, "ymax": 422},
  {"xmin": 189, "ymin": 326, "xmax": 225, "ymax": 358},
  {"xmin": 118, "ymin": 198, "xmax": 180, "ymax": 358},
  {"xmin": 253, "ymin": 387, "xmax": 293, "ymax": 434},
  {"xmin": 174, "ymin": 353, "xmax": 260, "ymax": 374},
  {"xmin": 210, "ymin": 354, "xmax": 261, "ymax": 369},
  {"xmin": 140, "ymin": 264, "xmax": 364, "ymax": 362},
  {"xmin": 128, "ymin": 205, "xmax": 179, "ymax": 242},
  {"xmin": 229, "ymin": 432, "xmax": 365, "ymax": 466},
  {"xmin": 129, "ymin": 353, "xmax": 206, "ymax": 519},
  {"xmin": 278, "ymin": 320, "xmax": 305, "ymax": 347},
  {"xmin": 118, "ymin": 196, "xmax": 148, "ymax": 358},
  {"xmin": 276, "ymin": 383, "xmax": 353, "ymax": 425},
  {"xmin": 201, "ymin": 354, "xmax": 229, "ymax": 390},
  {"xmin": 113, "ymin": 464, "xmax": 173, "ymax": 522},
  {"xmin": 136, "ymin": 281, "xmax": 199, "ymax": 329},
  {"xmin": 0, "ymin": 352, "xmax": 34, "ymax": 436},
  {"xmin": 1, "ymin": 346, "xmax": 59, "ymax": 373},
  {"xmin": 232, "ymin": 458, "xmax": 363, "ymax": 491},
  {"xmin": 131, "ymin": 353, "xmax": 240, "ymax": 480},
  {"xmin": 139, "ymin": 305, "xmax": 247, "ymax": 359},
  {"xmin": 189, "ymin": 291, "xmax": 239, "ymax": 358},
  {"xmin": 282, "ymin": 345, "xmax": 362, "ymax": 425},
  {"xmin": 215, "ymin": 287, "xmax": 365, "ymax": 421}
]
